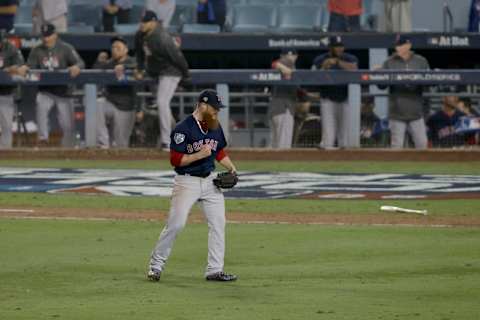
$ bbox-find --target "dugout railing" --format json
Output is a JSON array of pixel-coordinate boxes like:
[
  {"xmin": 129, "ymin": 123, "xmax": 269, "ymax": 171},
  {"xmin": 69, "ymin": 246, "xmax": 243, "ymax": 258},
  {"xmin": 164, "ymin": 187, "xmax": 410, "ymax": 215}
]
[{"xmin": 2, "ymin": 69, "xmax": 480, "ymax": 149}]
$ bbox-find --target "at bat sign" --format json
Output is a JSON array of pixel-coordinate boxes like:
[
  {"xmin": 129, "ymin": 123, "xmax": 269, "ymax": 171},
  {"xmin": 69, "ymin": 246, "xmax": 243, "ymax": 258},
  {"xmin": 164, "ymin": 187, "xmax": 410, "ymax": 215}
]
[{"xmin": 380, "ymin": 205, "xmax": 428, "ymax": 216}]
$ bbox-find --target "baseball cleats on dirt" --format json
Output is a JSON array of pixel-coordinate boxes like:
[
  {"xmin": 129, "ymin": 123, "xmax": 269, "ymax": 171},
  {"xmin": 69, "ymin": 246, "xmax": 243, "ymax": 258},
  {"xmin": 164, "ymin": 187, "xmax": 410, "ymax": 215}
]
[
  {"xmin": 147, "ymin": 268, "xmax": 161, "ymax": 282},
  {"xmin": 206, "ymin": 272, "xmax": 237, "ymax": 282}
]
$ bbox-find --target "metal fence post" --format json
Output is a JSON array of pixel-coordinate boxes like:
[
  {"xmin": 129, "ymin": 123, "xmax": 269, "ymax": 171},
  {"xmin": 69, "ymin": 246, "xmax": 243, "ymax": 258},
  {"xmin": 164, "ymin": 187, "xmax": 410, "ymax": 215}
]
[
  {"xmin": 347, "ymin": 84, "xmax": 361, "ymax": 148},
  {"xmin": 216, "ymin": 83, "xmax": 230, "ymax": 143},
  {"xmin": 84, "ymin": 84, "xmax": 97, "ymax": 147}
]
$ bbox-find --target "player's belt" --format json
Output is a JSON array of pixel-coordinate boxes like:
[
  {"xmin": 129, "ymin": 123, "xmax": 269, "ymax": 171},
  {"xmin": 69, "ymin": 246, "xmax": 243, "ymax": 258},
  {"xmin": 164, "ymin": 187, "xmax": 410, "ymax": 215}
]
[{"xmin": 179, "ymin": 172, "xmax": 211, "ymax": 178}]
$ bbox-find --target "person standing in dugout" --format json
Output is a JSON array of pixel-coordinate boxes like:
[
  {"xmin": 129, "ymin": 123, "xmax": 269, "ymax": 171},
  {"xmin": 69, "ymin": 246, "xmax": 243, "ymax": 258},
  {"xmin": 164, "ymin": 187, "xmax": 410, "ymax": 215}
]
[
  {"xmin": 269, "ymin": 48, "xmax": 299, "ymax": 149},
  {"xmin": 135, "ymin": 10, "xmax": 190, "ymax": 151},
  {"xmin": 147, "ymin": 89, "xmax": 238, "ymax": 282},
  {"xmin": 0, "ymin": 29, "xmax": 28, "ymax": 149},
  {"xmin": 27, "ymin": 23, "xmax": 84, "ymax": 147},
  {"xmin": 312, "ymin": 36, "xmax": 358, "ymax": 149},
  {"xmin": 94, "ymin": 36, "xmax": 138, "ymax": 148},
  {"xmin": 380, "ymin": 35, "xmax": 430, "ymax": 149}
]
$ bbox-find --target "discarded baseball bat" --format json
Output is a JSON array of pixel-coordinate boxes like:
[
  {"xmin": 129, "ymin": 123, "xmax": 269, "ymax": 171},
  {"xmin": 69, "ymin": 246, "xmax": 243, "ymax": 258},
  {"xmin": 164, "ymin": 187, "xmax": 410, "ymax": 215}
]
[{"xmin": 380, "ymin": 205, "xmax": 428, "ymax": 216}]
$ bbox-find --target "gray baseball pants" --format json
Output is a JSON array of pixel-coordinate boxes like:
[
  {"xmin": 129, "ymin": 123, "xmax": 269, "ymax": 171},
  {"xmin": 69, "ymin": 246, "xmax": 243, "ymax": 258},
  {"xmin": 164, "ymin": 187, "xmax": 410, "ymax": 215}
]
[
  {"xmin": 149, "ymin": 174, "xmax": 226, "ymax": 277},
  {"xmin": 0, "ymin": 95, "xmax": 15, "ymax": 149},
  {"xmin": 36, "ymin": 92, "xmax": 75, "ymax": 147},
  {"xmin": 389, "ymin": 118, "xmax": 428, "ymax": 149},
  {"xmin": 96, "ymin": 98, "xmax": 136, "ymax": 148},
  {"xmin": 270, "ymin": 97, "xmax": 295, "ymax": 149},
  {"xmin": 156, "ymin": 76, "xmax": 180, "ymax": 146},
  {"xmin": 320, "ymin": 98, "xmax": 349, "ymax": 149}
]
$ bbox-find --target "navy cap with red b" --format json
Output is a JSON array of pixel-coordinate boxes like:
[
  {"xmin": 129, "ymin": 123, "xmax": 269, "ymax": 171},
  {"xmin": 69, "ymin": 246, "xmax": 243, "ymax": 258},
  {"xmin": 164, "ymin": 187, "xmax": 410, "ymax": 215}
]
[{"xmin": 198, "ymin": 89, "xmax": 226, "ymax": 110}]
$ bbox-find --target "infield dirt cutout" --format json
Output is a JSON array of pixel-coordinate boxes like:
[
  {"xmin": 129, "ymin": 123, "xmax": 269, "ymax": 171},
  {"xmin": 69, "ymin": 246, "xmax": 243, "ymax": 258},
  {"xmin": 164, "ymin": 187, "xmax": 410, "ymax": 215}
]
[{"xmin": 1, "ymin": 207, "xmax": 480, "ymax": 228}]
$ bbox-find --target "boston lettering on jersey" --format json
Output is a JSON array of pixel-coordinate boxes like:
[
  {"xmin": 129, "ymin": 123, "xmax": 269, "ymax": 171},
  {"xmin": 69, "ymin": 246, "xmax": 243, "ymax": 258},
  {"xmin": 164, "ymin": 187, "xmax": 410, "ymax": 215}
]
[{"xmin": 170, "ymin": 115, "xmax": 227, "ymax": 176}]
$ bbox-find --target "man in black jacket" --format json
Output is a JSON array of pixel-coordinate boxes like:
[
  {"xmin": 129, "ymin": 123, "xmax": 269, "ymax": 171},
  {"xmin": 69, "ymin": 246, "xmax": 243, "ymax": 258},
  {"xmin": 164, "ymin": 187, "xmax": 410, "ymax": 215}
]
[
  {"xmin": 94, "ymin": 36, "xmax": 137, "ymax": 148},
  {"xmin": 135, "ymin": 10, "xmax": 190, "ymax": 151}
]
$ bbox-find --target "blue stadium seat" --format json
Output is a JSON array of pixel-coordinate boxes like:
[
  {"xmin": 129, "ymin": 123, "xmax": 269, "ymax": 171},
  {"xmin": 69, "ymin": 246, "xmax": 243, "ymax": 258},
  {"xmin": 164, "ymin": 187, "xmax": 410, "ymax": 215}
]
[
  {"xmin": 176, "ymin": 0, "xmax": 197, "ymax": 5},
  {"xmin": 231, "ymin": 5, "xmax": 276, "ymax": 33},
  {"xmin": 170, "ymin": 5, "xmax": 195, "ymax": 28},
  {"xmin": 288, "ymin": 0, "xmax": 324, "ymax": 4},
  {"xmin": 248, "ymin": 0, "xmax": 287, "ymax": 5},
  {"xmin": 68, "ymin": 5, "xmax": 102, "ymax": 31},
  {"xmin": 67, "ymin": 24, "xmax": 95, "ymax": 34},
  {"xmin": 114, "ymin": 23, "xmax": 139, "ymax": 34},
  {"xmin": 182, "ymin": 23, "xmax": 221, "ymax": 33},
  {"xmin": 13, "ymin": 23, "xmax": 33, "ymax": 35},
  {"xmin": 15, "ymin": 5, "xmax": 33, "ymax": 24},
  {"xmin": 128, "ymin": 4, "xmax": 144, "ymax": 23},
  {"xmin": 276, "ymin": 5, "xmax": 322, "ymax": 32}
]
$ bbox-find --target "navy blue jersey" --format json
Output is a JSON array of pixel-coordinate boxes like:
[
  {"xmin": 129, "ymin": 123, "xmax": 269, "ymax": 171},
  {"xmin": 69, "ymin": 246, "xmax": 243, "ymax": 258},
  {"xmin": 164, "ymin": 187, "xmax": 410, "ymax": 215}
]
[
  {"xmin": 312, "ymin": 52, "xmax": 358, "ymax": 102},
  {"xmin": 427, "ymin": 110, "xmax": 466, "ymax": 147},
  {"xmin": 170, "ymin": 115, "xmax": 227, "ymax": 175}
]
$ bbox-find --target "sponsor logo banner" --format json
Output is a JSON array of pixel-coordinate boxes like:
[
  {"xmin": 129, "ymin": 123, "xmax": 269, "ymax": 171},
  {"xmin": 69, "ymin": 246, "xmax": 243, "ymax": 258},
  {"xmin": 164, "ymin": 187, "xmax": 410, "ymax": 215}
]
[{"xmin": 1, "ymin": 168, "xmax": 480, "ymax": 200}]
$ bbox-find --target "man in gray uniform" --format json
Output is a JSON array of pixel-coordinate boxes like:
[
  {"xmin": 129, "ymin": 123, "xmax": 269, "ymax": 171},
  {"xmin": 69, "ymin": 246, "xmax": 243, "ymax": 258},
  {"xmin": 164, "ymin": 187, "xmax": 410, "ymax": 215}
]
[
  {"xmin": 0, "ymin": 30, "xmax": 28, "ymax": 149},
  {"xmin": 94, "ymin": 36, "xmax": 137, "ymax": 148},
  {"xmin": 27, "ymin": 23, "xmax": 84, "ymax": 147},
  {"xmin": 380, "ymin": 35, "xmax": 430, "ymax": 149},
  {"xmin": 269, "ymin": 48, "xmax": 298, "ymax": 149},
  {"xmin": 135, "ymin": 10, "xmax": 190, "ymax": 151}
]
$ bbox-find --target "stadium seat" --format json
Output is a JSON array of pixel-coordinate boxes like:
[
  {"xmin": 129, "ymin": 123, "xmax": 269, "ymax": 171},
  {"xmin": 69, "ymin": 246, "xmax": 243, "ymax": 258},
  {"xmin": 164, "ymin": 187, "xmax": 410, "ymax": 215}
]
[
  {"xmin": 114, "ymin": 23, "xmax": 139, "ymax": 34},
  {"xmin": 170, "ymin": 5, "xmax": 195, "ymax": 29},
  {"xmin": 13, "ymin": 23, "xmax": 33, "ymax": 35},
  {"xmin": 68, "ymin": 5, "xmax": 102, "ymax": 31},
  {"xmin": 248, "ymin": 0, "xmax": 287, "ymax": 5},
  {"xmin": 182, "ymin": 23, "xmax": 221, "ymax": 33},
  {"xmin": 288, "ymin": 0, "xmax": 324, "ymax": 5},
  {"xmin": 276, "ymin": 5, "xmax": 322, "ymax": 32},
  {"xmin": 176, "ymin": 0, "xmax": 198, "ymax": 5},
  {"xmin": 129, "ymin": 4, "xmax": 144, "ymax": 23},
  {"xmin": 231, "ymin": 5, "xmax": 276, "ymax": 33},
  {"xmin": 67, "ymin": 24, "xmax": 95, "ymax": 34},
  {"xmin": 15, "ymin": 5, "xmax": 33, "ymax": 24}
]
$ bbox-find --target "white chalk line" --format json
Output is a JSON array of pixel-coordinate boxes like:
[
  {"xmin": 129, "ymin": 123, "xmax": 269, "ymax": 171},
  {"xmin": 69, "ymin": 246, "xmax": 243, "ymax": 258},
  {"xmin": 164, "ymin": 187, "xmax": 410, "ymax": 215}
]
[
  {"xmin": 0, "ymin": 209, "xmax": 35, "ymax": 213},
  {"xmin": 0, "ymin": 214, "xmax": 477, "ymax": 229}
]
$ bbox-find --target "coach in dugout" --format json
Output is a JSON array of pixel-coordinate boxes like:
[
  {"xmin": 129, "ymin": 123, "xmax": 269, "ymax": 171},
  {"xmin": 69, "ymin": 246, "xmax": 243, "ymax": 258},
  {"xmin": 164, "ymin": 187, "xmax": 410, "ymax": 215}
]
[
  {"xmin": 380, "ymin": 35, "xmax": 430, "ymax": 149},
  {"xmin": 0, "ymin": 29, "xmax": 28, "ymax": 149},
  {"xmin": 94, "ymin": 36, "xmax": 138, "ymax": 148},
  {"xmin": 27, "ymin": 23, "xmax": 84, "ymax": 147},
  {"xmin": 134, "ymin": 10, "xmax": 190, "ymax": 151}
]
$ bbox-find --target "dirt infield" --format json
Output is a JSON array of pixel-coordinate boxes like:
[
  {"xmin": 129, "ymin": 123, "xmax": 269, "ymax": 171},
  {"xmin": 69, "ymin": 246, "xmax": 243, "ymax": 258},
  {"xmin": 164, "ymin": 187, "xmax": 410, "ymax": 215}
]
[
  {"xmin": 1, "ymin": 148, "xmax": 480, "ymax": 161},
  {"xmin": 1, "ymin": 207, "xmax": 479, "ymax": 228}
]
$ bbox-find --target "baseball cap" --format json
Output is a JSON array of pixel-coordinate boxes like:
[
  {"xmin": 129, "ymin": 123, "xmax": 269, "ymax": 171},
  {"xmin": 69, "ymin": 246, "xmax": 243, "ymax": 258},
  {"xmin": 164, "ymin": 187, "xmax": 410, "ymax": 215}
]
[
  {"xmin": 41, "ymin": 23, "xmax": 56, "ymax": 37},
  {"xmin": 142, "ymin": 10, "xmax": 158, "ymax": 23},
  {"xmin": 395, "ymin": 34, "xmax": 411, "ymax": 46},
  {"xmin": 198, "ymin": 89, "xmax": 226, "ymax": 110},
  {"xmin": 281, "ymin": 48, "xmax": 298, "ymax": 56},
  {"xmin": 110, "ymin": 36, "xmax": 127, "ymax": 46},
  {"xmin": 329, "ymin": 35, "xmax": 344, "ymax": 47}
]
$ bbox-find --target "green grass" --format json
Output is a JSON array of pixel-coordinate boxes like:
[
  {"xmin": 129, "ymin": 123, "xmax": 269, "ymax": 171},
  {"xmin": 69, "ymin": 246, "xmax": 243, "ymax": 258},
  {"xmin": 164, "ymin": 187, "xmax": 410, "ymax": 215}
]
[
  {"xmin": 1, "ymin": 192, "xmax": 480, "ymax": 218},
  {"xmin": 0, "ymin": 219, "xmax": 479, "ymax": 320},
  {"xmin": 1, "ymin": 159, "xmax": 480, "ymax": 174}
]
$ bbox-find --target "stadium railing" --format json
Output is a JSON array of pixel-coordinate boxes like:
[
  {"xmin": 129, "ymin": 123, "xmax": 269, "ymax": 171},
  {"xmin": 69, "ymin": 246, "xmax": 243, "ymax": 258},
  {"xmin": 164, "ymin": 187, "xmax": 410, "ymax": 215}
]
[{"xmin": 2, "ymin": 69, "xmax": 480, "ymax": 149}]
